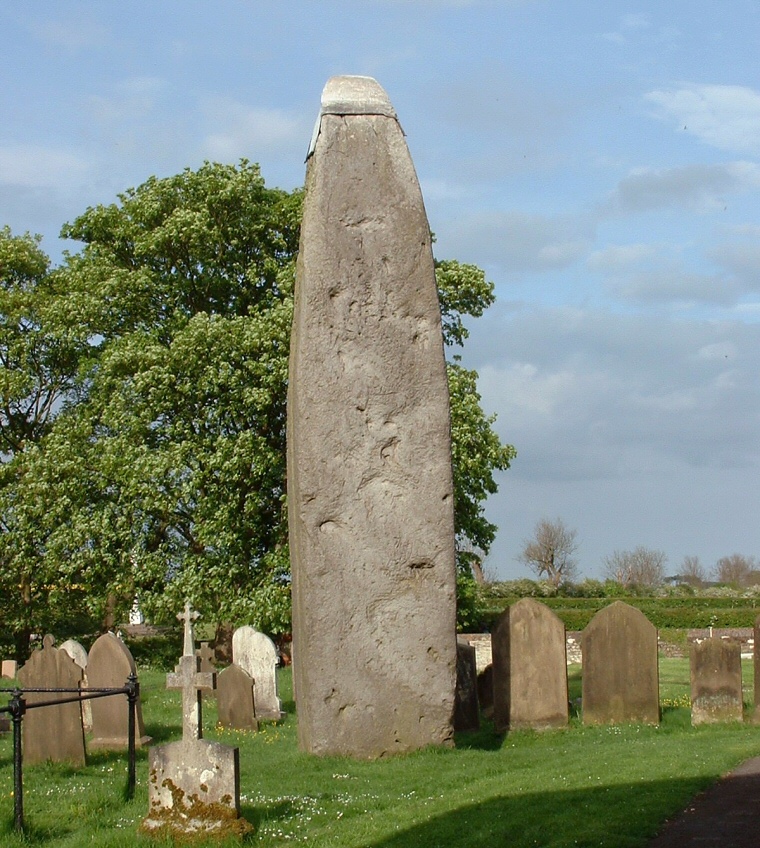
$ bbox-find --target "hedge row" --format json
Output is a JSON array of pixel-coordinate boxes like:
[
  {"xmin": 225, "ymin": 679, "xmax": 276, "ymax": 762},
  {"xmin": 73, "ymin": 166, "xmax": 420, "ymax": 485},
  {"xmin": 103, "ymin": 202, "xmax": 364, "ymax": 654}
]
[{"xmin": 480, "ymin": 597, "xmax": 760, "ymax": 631}]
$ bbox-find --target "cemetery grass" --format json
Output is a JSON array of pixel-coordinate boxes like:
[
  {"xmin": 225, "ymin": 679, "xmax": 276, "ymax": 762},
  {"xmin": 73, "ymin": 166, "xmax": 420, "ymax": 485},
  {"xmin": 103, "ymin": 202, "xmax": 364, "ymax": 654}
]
[{"xmin": 0, "ymin": 663, "xmax": 758, "ymax": 847}]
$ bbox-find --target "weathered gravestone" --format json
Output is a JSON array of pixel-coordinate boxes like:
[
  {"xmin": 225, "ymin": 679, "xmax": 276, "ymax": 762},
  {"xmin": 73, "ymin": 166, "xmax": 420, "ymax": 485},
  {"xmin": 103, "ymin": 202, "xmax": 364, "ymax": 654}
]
[
  {"xmin": 582, "ymin": 601, "xmax": 660, "ymax": 725},
  {"xmin": 1, "ymin": 660, "xmax": 17, "ymax": 679},
  {"xmin": 454, "ymin": 640, "xmax": 479, "ymax": 732},
  {"xmin": 287, "ymin": 75, "xmax": 458, "ymax": 758},
  {"xmin": 60, "ymin": 638, "xmax": 92, "ymax": 731},
  {"xmin": 217, "ymin": 664, "xmax": 258, "ymax": 731},
  {"xmin": 492, "ymin": 598, "xmax": 568, "ymax": 731},
  {"xmin": 754, "ymin": 615, "xmax": 760, "ymax": 724},
  {"xmin": 232, "ymin": 626, "xmax": 282, "ymax": 721},
  {"xmin": 691, "ymin": 637, "xmax": 743, "ymax": 725},
  {"xmin": 88, "ymin": 632, "xmax": 150, "ymax": 749},
  {"xmin": 197, "ymin": 641, "xmax": 216, "ymax": 673},
  {"xmin": 17, "ymin": 635, "xmax": 86, "ymax": 765},
  {"xmin": 142, "ymin": 603, "xmax": 252, "ymax": 839}
]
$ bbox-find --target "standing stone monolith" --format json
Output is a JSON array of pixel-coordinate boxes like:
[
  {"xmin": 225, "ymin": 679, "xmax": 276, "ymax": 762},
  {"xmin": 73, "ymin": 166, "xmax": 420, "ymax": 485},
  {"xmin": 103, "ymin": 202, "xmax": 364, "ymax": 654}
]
[
  {"xmin": 582, "ymin": 601, "xmax": 660, "ymax": 725},
  {"xmin": 691, "ymin": 637, "xmax": 743, "ymax": 725},
  {"xmin": 287, "ymin": 75, "xmax": 457, "ymax": 758},
  {"xmin": 492, "ymin": 598, "xmax": 568, "ymax": 731}
]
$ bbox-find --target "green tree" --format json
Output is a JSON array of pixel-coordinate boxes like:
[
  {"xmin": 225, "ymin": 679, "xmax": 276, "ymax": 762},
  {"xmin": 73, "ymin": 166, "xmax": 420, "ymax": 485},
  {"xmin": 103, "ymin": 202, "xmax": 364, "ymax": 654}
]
[
  {"xmin": 0, "ymin": 161, "xmax": 514, "ymax": 650},
  {"xmin": 518, "ymin": 517, "xmax": 579, "ymax": 587},
  {"xmin": 0, "ymin": 227, "xmax": 94, "ymax": 659}
]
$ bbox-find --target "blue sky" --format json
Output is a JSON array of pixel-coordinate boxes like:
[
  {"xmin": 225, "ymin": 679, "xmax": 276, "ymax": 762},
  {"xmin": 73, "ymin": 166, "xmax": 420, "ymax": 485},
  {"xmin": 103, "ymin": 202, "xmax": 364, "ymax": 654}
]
[{"xmin": 2, "ymin": 1, "xmax": 759, "ymax": 580}]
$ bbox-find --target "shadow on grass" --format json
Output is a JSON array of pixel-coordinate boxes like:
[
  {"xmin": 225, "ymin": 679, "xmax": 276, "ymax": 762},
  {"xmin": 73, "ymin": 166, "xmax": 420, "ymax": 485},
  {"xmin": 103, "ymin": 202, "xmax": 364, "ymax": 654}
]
[
  {"xmin": 143, "ymin": 721, "xmax": 181, "ymax": 743},
  {"xmin": 454, "ymin": 719, "xmax": 504, "ymax": 751},
  {"xmin": 360, "ymin": 774, "xmax": 727, "ymax": 848}
]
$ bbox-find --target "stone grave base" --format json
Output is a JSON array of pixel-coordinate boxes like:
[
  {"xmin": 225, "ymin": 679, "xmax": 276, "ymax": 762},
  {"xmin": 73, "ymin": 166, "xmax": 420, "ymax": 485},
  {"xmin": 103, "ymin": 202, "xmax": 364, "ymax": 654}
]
[{"xmin": 142, "ymin": 739, "xmax": 252, "ymax": 839}]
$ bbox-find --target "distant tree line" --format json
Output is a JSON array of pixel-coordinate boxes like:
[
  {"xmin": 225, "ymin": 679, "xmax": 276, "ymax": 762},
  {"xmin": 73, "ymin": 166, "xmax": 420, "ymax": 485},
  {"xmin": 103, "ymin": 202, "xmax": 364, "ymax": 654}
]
[{"xmin": 517, "ymin": 518, "xmax": 759, "ymax": 591}]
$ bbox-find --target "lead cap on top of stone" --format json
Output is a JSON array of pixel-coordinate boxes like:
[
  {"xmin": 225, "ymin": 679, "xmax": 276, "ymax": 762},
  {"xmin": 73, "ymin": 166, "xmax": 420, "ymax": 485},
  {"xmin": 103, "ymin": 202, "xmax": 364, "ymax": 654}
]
[
  {"xmin": 321, "ymin": 75, "xmax": 397, "ymax": 118},
  {"xmin": 307, "ymin": 75, "xmax": 401, "ymax": 159}
]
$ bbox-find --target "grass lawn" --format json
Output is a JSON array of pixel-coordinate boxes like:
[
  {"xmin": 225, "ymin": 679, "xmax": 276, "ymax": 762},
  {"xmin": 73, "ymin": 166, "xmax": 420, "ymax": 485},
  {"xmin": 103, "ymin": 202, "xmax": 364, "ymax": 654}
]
[{"xmin": 0, "ymin": 659, "xmax": 758, "ymax": 847}]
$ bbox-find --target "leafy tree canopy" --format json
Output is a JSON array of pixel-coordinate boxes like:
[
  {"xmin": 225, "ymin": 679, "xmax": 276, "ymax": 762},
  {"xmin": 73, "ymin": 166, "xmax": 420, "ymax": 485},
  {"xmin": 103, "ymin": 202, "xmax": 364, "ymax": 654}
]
[{"xmin": 0, "ymin": 161, "xmax": 514, "ymax": 657}]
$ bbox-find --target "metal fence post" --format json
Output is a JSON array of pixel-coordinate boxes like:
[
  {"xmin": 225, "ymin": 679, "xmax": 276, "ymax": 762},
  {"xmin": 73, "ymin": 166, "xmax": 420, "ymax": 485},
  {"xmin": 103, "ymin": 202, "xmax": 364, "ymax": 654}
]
[
  {"xmin": 10, "ymin": 688, "xmax": 26, "ymax": 832},
  {"xmin": 125, "ymin": 673, "xmax": 137, "ymax": 800}
]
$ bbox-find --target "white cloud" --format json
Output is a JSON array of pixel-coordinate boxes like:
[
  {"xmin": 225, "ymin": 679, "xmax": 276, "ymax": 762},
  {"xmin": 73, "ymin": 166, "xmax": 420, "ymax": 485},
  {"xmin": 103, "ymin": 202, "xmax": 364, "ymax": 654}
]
[
  {"xmin": 24, "ymin": 18, "xmax": 110, "ymax": 51},
  {"xmin": 463, "ymin": 306, "xmax": 760, "ymax": 486},
  {"xmin": 0, "ymin": 145, "xmax": 87, "ymax": 189},
  {"xmin": 587, "ymin": 244, "xmax": 661, "ymax": 273},
  {"xmin": 614, "ymin": 270, "xmax": 739, "ymax": 306},
  {"xmin": 201, "ymin": 100, "xmax": 310, "ymax": 161},
  {"xmin": 697, "ymin": 341, "xmax": 738, "ymax": 361},
  {"xmin": 646, "ymin": 84, "xmax": 760, "ymax": 156},
  {"xmin": 604, "ymin": 162, "xmax": 760, "ymax": 215},
  {"xmin": 443, "ymin": 210, "xmax": 592, "ymax": 273}
]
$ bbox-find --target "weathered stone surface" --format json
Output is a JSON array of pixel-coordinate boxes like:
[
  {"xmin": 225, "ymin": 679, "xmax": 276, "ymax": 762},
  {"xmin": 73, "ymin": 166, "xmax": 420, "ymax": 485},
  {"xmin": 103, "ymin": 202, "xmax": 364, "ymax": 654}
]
[
  {"xmin": 217, "ymin": 664, "xmax": 258, "ymax": 731},
  {"xmin": 143, "ymin": 740, "xmax": 251, "ymax": 839},
  {"xmin": 232, "ymin": 626, "xmax": 282, "ymax": 720},
  {"xmin": 754, "ymin": 616, "xmax": 760, "ymax": 724},
  {"xmin": 197, "ymin": 641, "xmax": 216, "ymax": 673},
  {"xmin": 1, "ymin": 659, "xmax": 17, "ymax": 679},
  {"xmin": 143, "ymin": 603, "xmax": 250, "ymax": 838},
  {"xmin": 691, "ymin": 637, "xmax": 743, "ymax": 725},
  {"xmin": 477, "ymin": 665, "xmax": 494, "ymax": 719},
  {"xmin": 88, "ymin": 632, "xmax": 150, "ymax": 749},
  {"xmin": 454, "ymin": 640, "xmax": 480, "ymax": 732},
  {"xmin": 288, "ymin": 75, "xmax": 457, "ymax": 758},
  {"xmin": 17, "ymin": 635, "xmax": 86, "ymax": 765},
  {"xmin": 60, "ymin": 639, "xmax": 92, "ymax": 731},
  {"xmin": 582, "ymin": 601, "xmax": 660, "ymax": 725},
  {"xmin": 492, "ymin": 598, "xmax": 568, "ymax": 731}
]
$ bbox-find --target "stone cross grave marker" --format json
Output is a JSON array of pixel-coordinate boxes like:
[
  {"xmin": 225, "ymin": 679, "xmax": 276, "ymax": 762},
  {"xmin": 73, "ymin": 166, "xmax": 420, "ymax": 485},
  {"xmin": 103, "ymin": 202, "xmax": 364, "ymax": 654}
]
[
  {"xmin": 691, "ymin": 637, "xmax": 743, "ymax": 725},
  {"xmin": 492, "ymin": 598, "xmax": 569, "ymax": 732},
  {"xmin": 166, "ymin": 601, "xmax": 214, "ymax": 740},
  {"xmin": 143, "ymin": 602, "xmax": 251, "ymax": 839},
  {"xmin": 17, "ymin": 635, "xmax": 86, "ymax": 766}
]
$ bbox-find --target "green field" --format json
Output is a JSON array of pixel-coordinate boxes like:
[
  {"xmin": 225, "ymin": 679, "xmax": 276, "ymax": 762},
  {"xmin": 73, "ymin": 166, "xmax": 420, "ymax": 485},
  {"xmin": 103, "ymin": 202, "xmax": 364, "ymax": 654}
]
[{"xmin": 1, "ymin": 661, "xmax": 759, "ymax": 847}]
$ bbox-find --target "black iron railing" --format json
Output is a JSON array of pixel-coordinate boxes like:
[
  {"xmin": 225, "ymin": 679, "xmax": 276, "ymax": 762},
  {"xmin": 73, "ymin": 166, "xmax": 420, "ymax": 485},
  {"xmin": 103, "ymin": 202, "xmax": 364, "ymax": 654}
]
[{"xmin": 0, "ymin": 673, "xmax": 139, "ymax": 832}]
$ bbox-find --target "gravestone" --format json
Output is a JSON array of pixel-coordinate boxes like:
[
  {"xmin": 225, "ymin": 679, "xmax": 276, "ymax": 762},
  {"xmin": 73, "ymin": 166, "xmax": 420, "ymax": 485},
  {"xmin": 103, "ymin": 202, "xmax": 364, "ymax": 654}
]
[
  {"xmin": 88, "ymin": 632, "xmax": 150, "ymax": 749},
  {"xmin": 288, "ymin": 75, "xmax": 457, "ymax": 757},
  {"xmin": 691, "ymin": 637, "xmax": 743, "ymax": 725},
  {"xmin": 142, "ymin": 603, "xmax": 252, "ymax": 839},
  {"xmin": 454, "ymin": 640, "xmax": 479, "ymax": 732},
  {"xmin": 197, "ymin": 641, "xmax": 216, "ymax": 673},
  {"xmin": 477, "ymin": 665, "xmax": 494, "ymax": 719},
  {"xmin": 232, "ymin": 626, "xmax": 282, "ymax": 720},
  {"xmin": 582, "ymin": 601, "xmax": 660, "ymax": 725},
  {"xmin": 492, "ymin": 598, "xmax": 568, "ymax": 731},
  {"xmin": 1, "ymin": 660, "xmax": 17, "ymax": 679},
  {"xmin": 217, "ymin": 664, "xmax": 258, "ymax": 731},
  {"xmin": 754, "ymin": 615, "xmax": 760, "ymax": 724},
  {"xmin": 60, "ymin": 638, "xmax": 92, "ymax": 731},
  {"xmin": 17, "ymin": 635, "xmax": 86, "ymax": 765}
]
